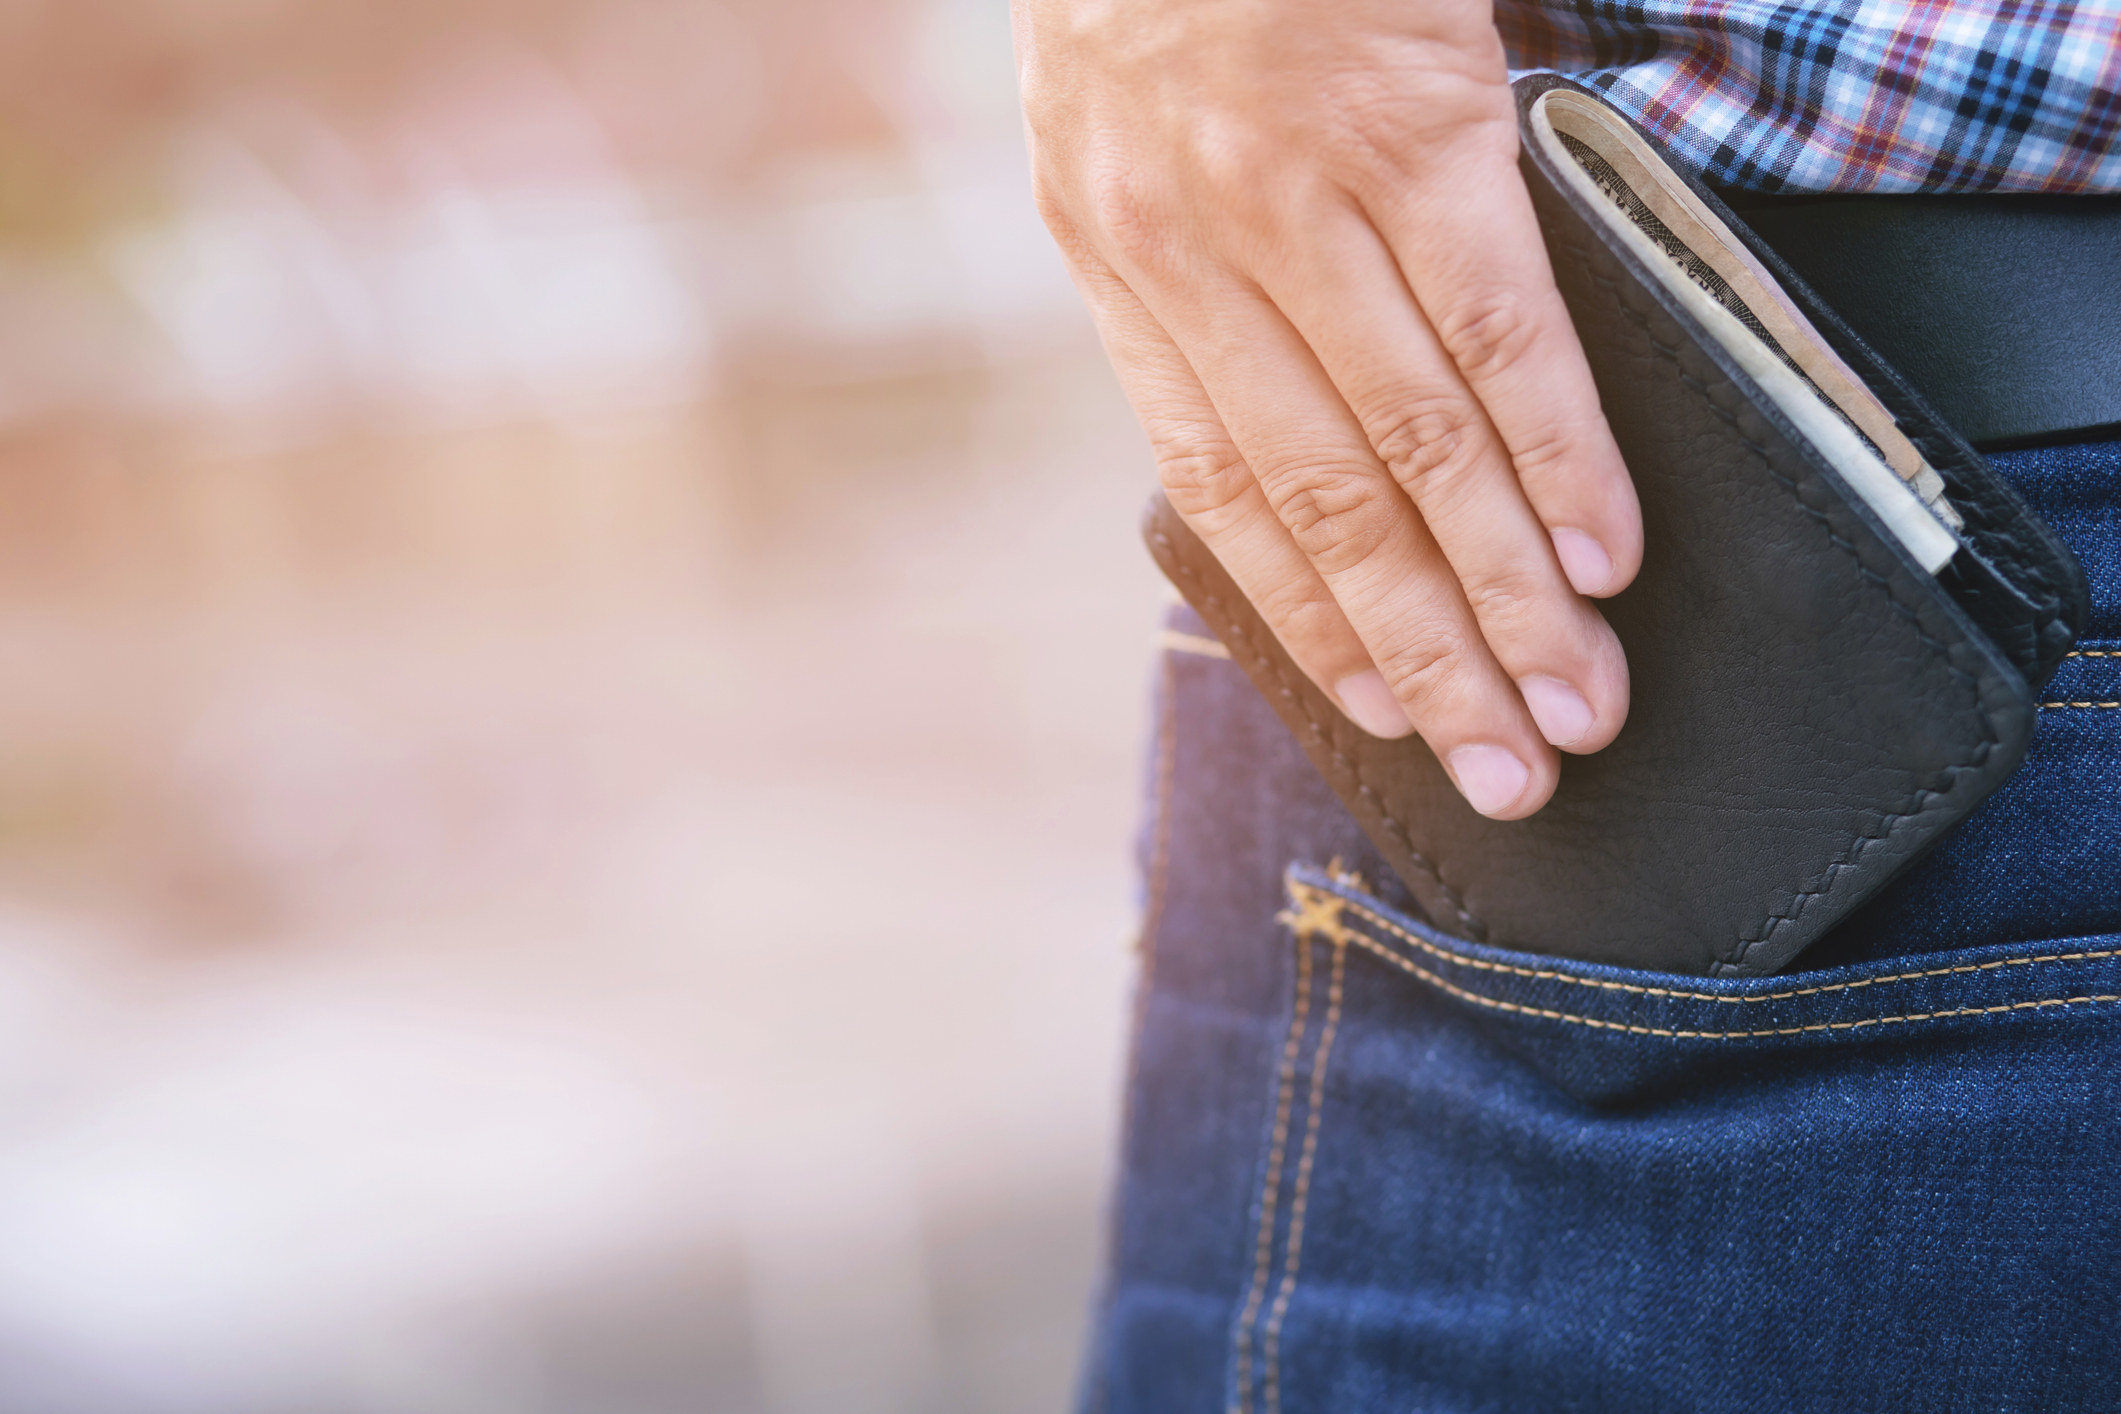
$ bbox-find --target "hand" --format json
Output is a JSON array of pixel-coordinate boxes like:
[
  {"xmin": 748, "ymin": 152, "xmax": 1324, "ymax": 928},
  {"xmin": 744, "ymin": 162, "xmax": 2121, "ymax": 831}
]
[{"xmin": 1015, "ymin": 0, "xmax": 1640, "ymax": 819}]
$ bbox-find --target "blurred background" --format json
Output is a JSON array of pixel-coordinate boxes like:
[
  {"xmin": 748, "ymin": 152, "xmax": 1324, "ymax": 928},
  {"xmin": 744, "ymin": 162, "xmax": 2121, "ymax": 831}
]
[{"xmin": 0, "ymin": 2, "xmax": 1164, "ymax": 1409}]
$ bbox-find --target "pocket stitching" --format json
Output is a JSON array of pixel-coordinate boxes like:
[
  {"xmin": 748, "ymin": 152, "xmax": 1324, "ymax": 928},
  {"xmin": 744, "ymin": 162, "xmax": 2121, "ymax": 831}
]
[
  {"xmin": 1292, "ymin": 876, "xmax": 2121, "ymax": 1041},
  {"xmin": 1230, "ymin": 928, "xmax": 1316, "ymax": 1414},
  {"xmin": 1322, "ymin": 882, "xmax": 2121, "ymax": 1007},
  {"xmin": 1261, "ymin": 934, "xmax": 1346, "ymax": 1414}
]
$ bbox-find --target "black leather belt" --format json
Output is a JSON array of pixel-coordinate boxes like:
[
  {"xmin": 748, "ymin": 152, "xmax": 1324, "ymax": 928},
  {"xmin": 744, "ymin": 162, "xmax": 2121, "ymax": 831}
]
[{"xmin": 1717, "ymin": 191, "xmax": 2121, "ymax": 450}]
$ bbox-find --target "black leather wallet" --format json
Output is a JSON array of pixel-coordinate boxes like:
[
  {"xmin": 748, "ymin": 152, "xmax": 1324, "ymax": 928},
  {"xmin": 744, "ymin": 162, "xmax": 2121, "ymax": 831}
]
[{"xmin": 1145, "ymin": 75, "xmax": 2088, "ymax": 977}]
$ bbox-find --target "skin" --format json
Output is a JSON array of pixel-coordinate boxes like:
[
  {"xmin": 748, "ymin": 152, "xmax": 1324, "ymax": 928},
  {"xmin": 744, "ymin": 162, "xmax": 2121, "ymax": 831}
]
[{"xmin": 1013, "ymin": 0, "xmax": 1643, "ymax": 819}]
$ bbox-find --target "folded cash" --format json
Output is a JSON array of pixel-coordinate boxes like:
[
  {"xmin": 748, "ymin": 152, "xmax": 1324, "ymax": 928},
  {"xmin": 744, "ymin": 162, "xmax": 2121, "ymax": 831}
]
[{"xmin": 1527, "ymin": 89, "xmax": 1963, "ymax": 573}]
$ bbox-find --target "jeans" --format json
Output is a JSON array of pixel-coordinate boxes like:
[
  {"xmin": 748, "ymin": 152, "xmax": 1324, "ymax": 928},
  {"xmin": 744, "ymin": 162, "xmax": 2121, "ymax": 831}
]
[{"xmin": 1081, "ymin": 436, "xmax": 2121, "ymax": 1412}]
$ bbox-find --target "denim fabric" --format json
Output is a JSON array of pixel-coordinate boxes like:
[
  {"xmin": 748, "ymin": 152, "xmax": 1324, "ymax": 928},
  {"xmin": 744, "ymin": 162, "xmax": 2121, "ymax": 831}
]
[
  {"xmin": 1083, "ymin": 438, "xmax": 2121, "ymax": 1412},
  {"xmin": 1818, "ymin": 439, "xmax": 2121, "ymax": 963}
]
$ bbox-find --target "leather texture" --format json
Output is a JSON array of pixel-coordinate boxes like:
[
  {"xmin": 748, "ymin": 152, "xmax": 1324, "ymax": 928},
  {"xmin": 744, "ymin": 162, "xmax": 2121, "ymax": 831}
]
[
  {"xmin": 1142, "ymin": 76, "xmax": 2087, "ymax": 977},
  {"xmin": 1722, "ymin": 189, "xmax": 2121, "ymax": 451},
  {"xmin": 1702, "ymin": 188, "xmax": 2093, "ymax": 686}
]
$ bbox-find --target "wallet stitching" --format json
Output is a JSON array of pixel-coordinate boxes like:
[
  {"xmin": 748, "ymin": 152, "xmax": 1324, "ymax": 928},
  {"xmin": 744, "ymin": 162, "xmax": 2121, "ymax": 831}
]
[
  {"xmin": 1311, "ymin": 879, "xmax": 2121, "ymax": 1007},
  {"xmin": 1151, "ymin": 529, "xmax": 1490, "ymax": 937},
  {"xmin": 1561, "ymin": 240, "xmax": 2003, "ymax": 971}
]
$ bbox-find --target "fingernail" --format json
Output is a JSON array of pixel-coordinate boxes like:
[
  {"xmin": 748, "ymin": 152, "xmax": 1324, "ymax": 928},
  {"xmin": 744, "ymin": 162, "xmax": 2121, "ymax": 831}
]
[
  {"xmin": 1518, "ymin": 675, "xmax": 1595, "ymax": 747},
  {"xmin": 1335, "ymin": 670, "xmax": 1415, "ymax": 739},
  {"xmin": 1551, "ymin": 528, "xmax": 1615, "ymax": 596},
  {"xmin": 1447, "ymin": 744, "xmax": 1531, "ymax": 817}
]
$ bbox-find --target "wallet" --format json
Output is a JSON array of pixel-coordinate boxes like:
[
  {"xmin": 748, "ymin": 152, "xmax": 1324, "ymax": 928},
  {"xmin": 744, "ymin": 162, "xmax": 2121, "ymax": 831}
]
[{"xmin": 1144, "ymin": 75, "xmax": 2089, "ymax": 977}]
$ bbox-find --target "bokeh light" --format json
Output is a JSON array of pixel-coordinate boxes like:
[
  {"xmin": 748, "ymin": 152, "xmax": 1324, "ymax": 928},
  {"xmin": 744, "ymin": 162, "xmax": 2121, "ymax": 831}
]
[{"xmin": 0, "ymin": 3, "xmax": 1160, "ymax": 1409}]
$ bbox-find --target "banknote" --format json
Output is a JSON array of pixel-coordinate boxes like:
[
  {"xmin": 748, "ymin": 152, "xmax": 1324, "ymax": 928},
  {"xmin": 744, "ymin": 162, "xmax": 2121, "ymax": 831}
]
[{"xmin": 1528, "ymin": 90, "xmax": 1963, "ymax": 573}]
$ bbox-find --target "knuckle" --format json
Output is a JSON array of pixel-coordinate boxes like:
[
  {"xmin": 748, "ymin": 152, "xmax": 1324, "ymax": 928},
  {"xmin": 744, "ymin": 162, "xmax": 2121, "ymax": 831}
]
[
  {"xmin": 1156, "ymin": 442, "xmax": 1255, "ymax": 527},
  {"xmin": 1368, "ymin": 395, "xmax": 1482, "ymax": 491},
  {"xmin": 1265, "ymin": 465, "xmax": 1395, "ymax": 573},
  {"xmin": 1085, "ymin": 168, "xmax": 1169, "ymax": 266},
  {"xmin": 1458, "ymin": 573, "xmax": 1545, "ymax": 639},
  {"xmin": 1189, "ymin": 126, "xmax": 1275, "ymax": 204},
  {"xmin": 1503, "ymin": 419, "xmax": 1579, "ymax": 483},
  {"xmin": 1433, "ymin": 291, "xmax": 1541, "ymax": 382},
  {"xmin": 1374, "ymin": 626, "xmax": 1473, "ymax": 713},
  {"xmin": 1255, "ymin": 581, "xmax": 1350, "ymax": 652}
]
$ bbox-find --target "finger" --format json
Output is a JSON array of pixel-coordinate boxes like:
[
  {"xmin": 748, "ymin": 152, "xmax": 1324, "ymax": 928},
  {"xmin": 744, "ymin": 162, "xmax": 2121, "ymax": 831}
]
[
  {"xmin": 1362, "ymin": 147, "xmax": 1643, "ymax": 599},
  {"xmin": 1126, "ymin": 262, "xmax": 1560, "ymax": 817},
  {"xmin": 1256, "ymin": 208, "xmax": 1630, "ymax": 754},
  {"xmin": 1065, "ymin": 252, "xmax": 1419, "ymax": 742}
]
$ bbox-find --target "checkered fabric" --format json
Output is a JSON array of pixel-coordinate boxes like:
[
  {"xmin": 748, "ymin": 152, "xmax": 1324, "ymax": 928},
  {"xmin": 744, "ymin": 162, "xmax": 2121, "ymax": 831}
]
[{"xmin": 1501, "ymin": 0, "xmax": 2121, "ymax": 192}]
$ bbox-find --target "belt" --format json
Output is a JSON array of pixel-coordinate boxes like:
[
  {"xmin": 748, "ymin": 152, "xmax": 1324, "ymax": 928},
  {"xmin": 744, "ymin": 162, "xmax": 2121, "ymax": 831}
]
[{"xmin": 1717, "ymin": 191, "xmax": 2121, "ymax": 450}]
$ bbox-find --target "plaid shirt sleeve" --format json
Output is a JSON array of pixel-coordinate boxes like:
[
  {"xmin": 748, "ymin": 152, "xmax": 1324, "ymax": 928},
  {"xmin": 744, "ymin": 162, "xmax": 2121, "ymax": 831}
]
[{"xmin": 1499, "ymin": 0, "xmax": 2121, "ymax": 192}]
